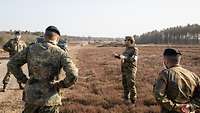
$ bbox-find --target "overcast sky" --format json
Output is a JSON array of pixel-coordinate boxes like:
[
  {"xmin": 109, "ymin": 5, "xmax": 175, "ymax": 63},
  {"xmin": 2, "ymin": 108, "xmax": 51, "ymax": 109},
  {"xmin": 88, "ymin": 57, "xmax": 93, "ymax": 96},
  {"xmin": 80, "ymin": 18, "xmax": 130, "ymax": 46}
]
[{"xmin": 0, "ymin": 0, "xmax": 199, "ymax": 37}]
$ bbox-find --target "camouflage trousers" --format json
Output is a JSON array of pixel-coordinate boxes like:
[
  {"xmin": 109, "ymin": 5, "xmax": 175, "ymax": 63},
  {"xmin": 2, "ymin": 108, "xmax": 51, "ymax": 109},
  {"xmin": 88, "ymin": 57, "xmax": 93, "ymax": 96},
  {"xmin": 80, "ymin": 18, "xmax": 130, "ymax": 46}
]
[
  {"xmin": 3, "ymin": 67, "xmax": 23, "ymax": 89},
  {"xmin": 22, "ymin": 103, "xmax": 59, "ymax": 113},
  {"xmin": 122, "ymin": 69, "xmax": 137, "ymax": 102},
  {"xmin": 3, "ymin": 68, "xmax": 22, "ymax": 86}
]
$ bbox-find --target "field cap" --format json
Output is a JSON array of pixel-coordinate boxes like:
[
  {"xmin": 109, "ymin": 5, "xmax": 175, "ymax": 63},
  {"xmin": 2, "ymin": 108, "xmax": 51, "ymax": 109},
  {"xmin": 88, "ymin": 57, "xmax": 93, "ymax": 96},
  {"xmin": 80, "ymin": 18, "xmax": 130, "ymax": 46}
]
[{"xmin": 163, "ymin": 48, "xmax": 182, "ymax": 56}]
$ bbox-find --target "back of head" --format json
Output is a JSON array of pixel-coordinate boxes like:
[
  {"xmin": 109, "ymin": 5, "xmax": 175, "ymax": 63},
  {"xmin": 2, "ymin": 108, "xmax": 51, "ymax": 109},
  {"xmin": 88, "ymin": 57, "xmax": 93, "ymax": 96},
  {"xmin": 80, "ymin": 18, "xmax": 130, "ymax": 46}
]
[
  {"xmin": 163, "ymin": 48, "xmax": 182, "ymax": 64},
  {"xmin": 44, "ymin": 26, "xmax": 60, "ymax": 39}
]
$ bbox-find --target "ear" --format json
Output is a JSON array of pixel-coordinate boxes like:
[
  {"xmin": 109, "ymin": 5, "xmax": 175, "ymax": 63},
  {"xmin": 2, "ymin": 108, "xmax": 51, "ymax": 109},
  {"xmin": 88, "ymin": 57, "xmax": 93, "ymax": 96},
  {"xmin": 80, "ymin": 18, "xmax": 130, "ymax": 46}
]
[
  {"xmin": 56, "ymin": 35, "xmax": 61, "ymax": 41},
  {"xmin": 130, "ymin": 40, "xmax": 133, "ymax": 44}
]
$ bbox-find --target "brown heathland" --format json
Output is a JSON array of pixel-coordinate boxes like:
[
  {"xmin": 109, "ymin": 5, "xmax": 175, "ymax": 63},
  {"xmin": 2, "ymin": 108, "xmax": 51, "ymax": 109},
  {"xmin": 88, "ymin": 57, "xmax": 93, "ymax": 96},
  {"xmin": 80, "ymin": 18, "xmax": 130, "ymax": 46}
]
[{"xmin": 0, "ymin": 45, "xmax": 200, "ymax": 113}]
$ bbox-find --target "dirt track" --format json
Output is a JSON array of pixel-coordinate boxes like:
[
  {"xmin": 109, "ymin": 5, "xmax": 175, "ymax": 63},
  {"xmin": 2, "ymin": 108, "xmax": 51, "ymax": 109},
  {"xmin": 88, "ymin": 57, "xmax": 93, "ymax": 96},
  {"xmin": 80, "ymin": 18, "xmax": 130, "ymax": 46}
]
[{"xmin": 0, "ymin": 59, "xmax": 25, "ymax": 113}]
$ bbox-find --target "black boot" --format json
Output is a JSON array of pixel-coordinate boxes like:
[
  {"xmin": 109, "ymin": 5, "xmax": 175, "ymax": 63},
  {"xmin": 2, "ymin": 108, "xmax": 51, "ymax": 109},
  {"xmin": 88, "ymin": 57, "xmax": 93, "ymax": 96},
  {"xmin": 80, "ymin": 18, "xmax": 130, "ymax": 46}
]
[{"xmin": 2, "ymin": 84, "xmax": 7, "ymax": 92}]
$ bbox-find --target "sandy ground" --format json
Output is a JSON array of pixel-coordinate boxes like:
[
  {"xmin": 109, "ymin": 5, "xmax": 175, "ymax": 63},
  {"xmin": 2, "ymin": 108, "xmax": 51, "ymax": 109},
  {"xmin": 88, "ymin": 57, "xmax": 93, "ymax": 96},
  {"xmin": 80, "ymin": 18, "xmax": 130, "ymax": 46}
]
[{"xmin": 0, "ymin": 59, "xmax": 25, "ymax": 113}]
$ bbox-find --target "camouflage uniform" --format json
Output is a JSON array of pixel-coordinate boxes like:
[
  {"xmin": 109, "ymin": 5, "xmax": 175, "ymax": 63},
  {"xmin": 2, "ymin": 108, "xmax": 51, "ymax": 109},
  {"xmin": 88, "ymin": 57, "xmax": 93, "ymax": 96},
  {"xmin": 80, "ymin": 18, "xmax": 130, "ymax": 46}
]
[
  {"xmin": 121, "ymin": 46, "xmax": 138, "ymax": 103},
  {"xmin": 2, "ymin": 38, "xmax": 26, "ymax": 88},
  {"xmin": 7, "ymin": 40, "xmax": 78, "ymax": 113},
  {"xmin": 153, "ymin": 65, "xmax": 200, "ymax": 113}
]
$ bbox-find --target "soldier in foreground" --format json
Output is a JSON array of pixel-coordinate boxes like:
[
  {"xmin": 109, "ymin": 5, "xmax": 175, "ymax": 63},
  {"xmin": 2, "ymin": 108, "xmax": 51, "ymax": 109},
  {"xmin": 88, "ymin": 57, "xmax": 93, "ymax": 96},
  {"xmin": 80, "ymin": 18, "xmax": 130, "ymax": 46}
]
[
  {"xmin": 153, "ymin": 48, "xmax": 200, "ymax": 113},
  {"xmin": 2, "ymin": 31, "xmax": 26, "ymax": 91},
  {"xmin": 8, "ymin": 26, "xmax": 78, "ymax": 113},
  {"xmin": 113, "ymin": 36, "xmax": 138, "ymax": 104}
]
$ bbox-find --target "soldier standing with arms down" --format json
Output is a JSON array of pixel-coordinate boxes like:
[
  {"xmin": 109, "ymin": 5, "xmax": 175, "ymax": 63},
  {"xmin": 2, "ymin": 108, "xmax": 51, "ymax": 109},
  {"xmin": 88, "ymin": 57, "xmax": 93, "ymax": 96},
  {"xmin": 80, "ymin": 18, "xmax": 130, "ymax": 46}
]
[
  {"xmin": 2, "ymin": 31, "xmax": 26, "ymax": 91},
  {"xmin": 8, "ymin": 26, "xmax": 78, "ymax": 113},
  {"xmin": 113, "ymin": 36, "xmax": 138, "ymax": 104},
  {"xmin": 153, "ymin": 48, "xmax": 200, "ymax": 113}
]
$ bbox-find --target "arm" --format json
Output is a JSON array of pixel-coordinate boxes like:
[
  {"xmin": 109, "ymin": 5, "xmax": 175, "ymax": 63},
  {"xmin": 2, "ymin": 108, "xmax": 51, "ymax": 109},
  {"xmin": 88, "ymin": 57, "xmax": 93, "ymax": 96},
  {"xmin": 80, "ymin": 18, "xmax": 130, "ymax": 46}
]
[
  {"xmin": 191, "ymin": 74, "xmax": 200, "ymax": 109},
  {"xmin": 7, "ymin": 47, "xmax": 28, "ymax": 83},
  {"xmin": 55, "ymin": 51, "xmax": 78, "ymax": 88},
  {"xmin": 23, "ymin": 42, "xmax": 27, "ymax": 49},
  {"xmin": 3, "ymin": 40, "xmax": 12, "ymax": 52}
]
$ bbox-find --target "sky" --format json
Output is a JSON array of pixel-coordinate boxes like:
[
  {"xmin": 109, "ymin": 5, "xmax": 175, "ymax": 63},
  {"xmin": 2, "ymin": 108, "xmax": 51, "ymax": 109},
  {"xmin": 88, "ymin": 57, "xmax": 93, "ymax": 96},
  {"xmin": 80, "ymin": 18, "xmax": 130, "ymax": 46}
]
[{"xmin": 0, "ymin": 0, "xmax": 200, "ymax": 37}]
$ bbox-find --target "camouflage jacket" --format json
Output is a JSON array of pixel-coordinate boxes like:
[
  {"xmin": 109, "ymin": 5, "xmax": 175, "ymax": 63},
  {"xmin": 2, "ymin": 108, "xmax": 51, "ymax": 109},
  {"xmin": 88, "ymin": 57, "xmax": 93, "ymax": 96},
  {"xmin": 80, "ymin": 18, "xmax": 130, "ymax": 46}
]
[
  {"xmin": 121, "ymin": 46, "xmax": 138, "ymax": 72},
  {"xmin": 153, "ymin": 65, "xmax": 200, "ymax": 113},
  {"xmin": 3, "ymin": 38, "xmax": 27, "ymax": 57},
  {"xmin": 7, "ymin": 41, "xmax": 78, "ymax": 106}
]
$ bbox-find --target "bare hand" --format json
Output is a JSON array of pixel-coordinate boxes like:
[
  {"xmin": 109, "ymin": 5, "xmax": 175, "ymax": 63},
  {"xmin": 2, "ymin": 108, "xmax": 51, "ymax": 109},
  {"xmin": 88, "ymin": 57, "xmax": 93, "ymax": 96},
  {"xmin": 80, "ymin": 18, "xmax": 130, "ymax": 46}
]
[
  {"xmin": 180, "ymin": 104, "xmax": 190, "ymax": 113},
  {"xmin": 113, "ymin": 53, "xmax": 120, "ymax": 59}
]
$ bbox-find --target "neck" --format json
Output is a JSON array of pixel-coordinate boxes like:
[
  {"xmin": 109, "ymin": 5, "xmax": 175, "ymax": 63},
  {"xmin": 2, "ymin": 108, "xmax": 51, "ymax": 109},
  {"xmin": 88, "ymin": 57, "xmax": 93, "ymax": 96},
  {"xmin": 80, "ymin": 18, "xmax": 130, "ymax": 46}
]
[
  {"xmin": 167, "ymin": 63, "xmax": 180, "ymax": 68},
  {"xmin": 44, "ymin": 38, "xmax": 57, "ymax": 45}
]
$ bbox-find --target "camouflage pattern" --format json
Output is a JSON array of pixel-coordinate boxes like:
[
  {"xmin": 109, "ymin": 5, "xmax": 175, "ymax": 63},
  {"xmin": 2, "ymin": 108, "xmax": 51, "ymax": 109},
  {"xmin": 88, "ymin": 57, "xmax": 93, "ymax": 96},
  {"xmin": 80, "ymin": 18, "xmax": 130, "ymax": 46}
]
[
  {"xmin": 7, "ymin": 40, "xmax": 78, "ymax": 107},
  {"xmin": 153, "ymin": 65, "xmax": 200, "ymax": 113},
  {"xmin": 2, "ymin": 38, "xmax": 26, "ymax": 87},
  {"xmin": 3, "ymin": 38, "xmax": 27, "ymax": 57},
  {"xmin": 121, "ymin": 46, "xmax": 138, "ymax": 102},
  {"xmin": 22, "ymin": 103, "xmax": 59, "ymax": 113}
]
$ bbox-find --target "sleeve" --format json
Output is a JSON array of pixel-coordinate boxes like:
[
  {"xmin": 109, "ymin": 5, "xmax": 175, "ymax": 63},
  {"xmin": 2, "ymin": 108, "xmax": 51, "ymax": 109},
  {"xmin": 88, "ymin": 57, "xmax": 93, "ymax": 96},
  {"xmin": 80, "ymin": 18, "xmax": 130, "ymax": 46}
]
[
  {"xmin": 57, "ymin": 51, "xmax": 78, "ymax": 88},
  {"xmin": 7, "ymin": 47, "xmax": 28, "ymax": 83},
  {"xmin": 3, "ymin": 40, "xmax": 12, "ymax": 52},
  {"xmin": 23, "ymin": 42, "xmax": 27, "ymax": 49},
  {"xmin": 153, "ymin": 71, "xmax": 183, "ymax": 112},
  {"xmin": 190, "ymin": 74, "xmax": 200, "ymax": 109}
]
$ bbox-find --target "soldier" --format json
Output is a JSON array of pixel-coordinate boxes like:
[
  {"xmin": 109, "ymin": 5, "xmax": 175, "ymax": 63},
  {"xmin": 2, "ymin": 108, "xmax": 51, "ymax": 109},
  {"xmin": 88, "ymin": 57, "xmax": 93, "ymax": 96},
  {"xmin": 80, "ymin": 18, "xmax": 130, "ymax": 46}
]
[
  {"xmin": 113, "ymin": 36, "xmax": 138, "ymax": 104},
  {"xmin": 2, "ymin": 31, "xmax": 26, "ymax": 91},
  {"xmin": 153, "ymin": 48, "xmax": 200, "ymax": 113},
  {"xmin": 7, "ymin": 26, "xmax": 78, "ymax": 113}
]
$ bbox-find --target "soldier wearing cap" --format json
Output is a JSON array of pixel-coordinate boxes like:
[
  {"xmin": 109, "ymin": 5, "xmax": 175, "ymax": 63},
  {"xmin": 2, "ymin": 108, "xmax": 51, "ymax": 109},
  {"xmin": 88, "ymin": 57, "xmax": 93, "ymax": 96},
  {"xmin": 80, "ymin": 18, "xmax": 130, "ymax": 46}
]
[
  {"xmin": 7, "ymin": 26, "xmax": 78, "ymax": 113},
  {"xmin": 153, "ymin": 48, "xmax": 200, "ymax": 113},
  {"xmin": 113, "ymin": 36, "xmax": 138, "ymax": 104},
  {"xmin": 2, "ymin": 31, "xmax": 26, "ymax": 91}
]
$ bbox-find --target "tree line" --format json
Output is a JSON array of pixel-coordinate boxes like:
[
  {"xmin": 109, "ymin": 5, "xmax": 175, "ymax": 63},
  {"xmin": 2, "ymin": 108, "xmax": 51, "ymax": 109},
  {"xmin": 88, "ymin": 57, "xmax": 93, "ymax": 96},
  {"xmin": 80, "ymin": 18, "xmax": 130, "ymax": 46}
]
[{"xmin": 137, "ymin": 24, "xmax": 200, "ymax": 44}]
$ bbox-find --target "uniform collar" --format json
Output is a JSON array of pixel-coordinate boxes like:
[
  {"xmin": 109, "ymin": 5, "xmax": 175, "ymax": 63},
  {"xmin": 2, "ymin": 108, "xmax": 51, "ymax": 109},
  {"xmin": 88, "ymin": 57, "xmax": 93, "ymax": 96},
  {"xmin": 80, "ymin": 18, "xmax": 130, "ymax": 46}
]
[
  {"xmin": 44, "ymin": 39, "xmax": 57, "ymax": 45},
  {"xmin": 168, "ymin": 64, "xmax": 181, "ymax": 68}
]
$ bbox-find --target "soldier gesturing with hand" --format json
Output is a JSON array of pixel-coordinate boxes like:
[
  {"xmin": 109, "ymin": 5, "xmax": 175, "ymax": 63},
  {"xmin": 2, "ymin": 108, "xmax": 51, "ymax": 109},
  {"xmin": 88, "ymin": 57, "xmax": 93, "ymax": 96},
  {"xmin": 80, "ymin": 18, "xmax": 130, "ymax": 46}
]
[{"xmin": 113, "ymin": 36, "xmax": 138, "ymax": 104}]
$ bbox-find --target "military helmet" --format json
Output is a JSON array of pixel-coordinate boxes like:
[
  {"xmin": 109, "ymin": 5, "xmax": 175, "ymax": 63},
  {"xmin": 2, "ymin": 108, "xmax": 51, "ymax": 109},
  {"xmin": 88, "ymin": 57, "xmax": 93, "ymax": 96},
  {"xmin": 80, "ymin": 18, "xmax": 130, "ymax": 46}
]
[{"xmin": 125, "ymin": 36, "xmax": 135, "ymax": 44}]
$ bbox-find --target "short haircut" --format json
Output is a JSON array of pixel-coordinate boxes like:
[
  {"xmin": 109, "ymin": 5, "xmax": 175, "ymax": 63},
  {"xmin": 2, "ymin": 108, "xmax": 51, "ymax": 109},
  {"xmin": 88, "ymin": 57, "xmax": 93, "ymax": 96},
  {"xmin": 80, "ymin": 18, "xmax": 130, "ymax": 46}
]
[
  {"xmin": 44, "ymin": 31, "xmax": 54, "ymax": 39},
  {"xmin": 164, "ymin": 55, "xmax": 181, "ymax": 64}
]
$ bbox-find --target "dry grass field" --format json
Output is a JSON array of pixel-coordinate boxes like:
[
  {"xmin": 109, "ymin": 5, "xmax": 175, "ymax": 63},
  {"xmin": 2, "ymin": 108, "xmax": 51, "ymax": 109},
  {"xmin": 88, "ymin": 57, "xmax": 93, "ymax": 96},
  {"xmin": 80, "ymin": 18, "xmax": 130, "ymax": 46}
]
[{"xmin": 0, "ymin": 45, "xmax": 200, "ymax": 113}]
